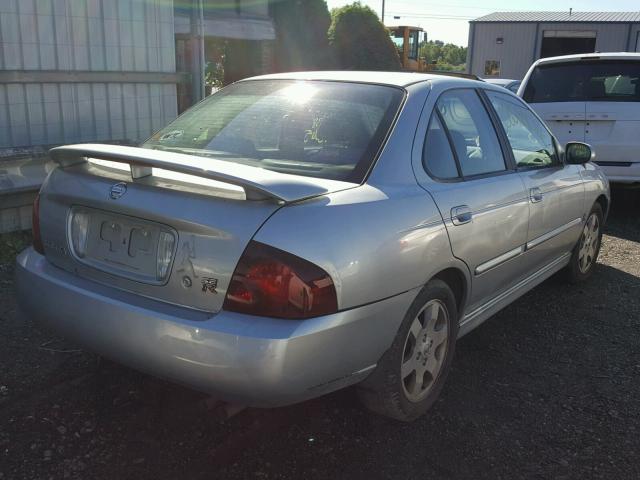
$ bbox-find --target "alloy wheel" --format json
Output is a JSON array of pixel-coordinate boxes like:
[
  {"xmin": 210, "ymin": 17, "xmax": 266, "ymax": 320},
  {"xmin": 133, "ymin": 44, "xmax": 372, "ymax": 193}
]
[
  {"xmin": 400, "ymin": 299, "xmax": 449, "ymax": 402},
  {"xmin": 578, "ymin": 213, "xmax": 600, "ymax": 274}
]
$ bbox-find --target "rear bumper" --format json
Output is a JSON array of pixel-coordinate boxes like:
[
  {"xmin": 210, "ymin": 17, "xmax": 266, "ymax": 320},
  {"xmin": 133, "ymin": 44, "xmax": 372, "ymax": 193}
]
[
  {"xmin": 16, "ymin": 248, "xmax": 414, "ymax": 407},
  {"xmin": 597, "ymin": 162, "xmax": 640, "ymax": 184}
]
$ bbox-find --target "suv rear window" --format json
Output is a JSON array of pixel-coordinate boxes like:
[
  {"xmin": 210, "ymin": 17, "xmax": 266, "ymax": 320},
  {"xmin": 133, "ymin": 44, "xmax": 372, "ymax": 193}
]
[
  {"xmin": 523, "ymin": 60, "xmax": 640, "ymax": 103},
  {"xmin": 143, "ymin": 80, "xmax": 404, "ymax": 182}
]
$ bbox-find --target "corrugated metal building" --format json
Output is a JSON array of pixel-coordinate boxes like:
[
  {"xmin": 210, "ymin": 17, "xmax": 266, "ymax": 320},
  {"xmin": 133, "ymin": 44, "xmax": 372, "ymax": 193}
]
[
  {"xmin": 0, "ymin": 0, "xmax": 277, "ymax": 233},
  {"xmin": 467, "ymin": 12, "xmax": 640, "ymax": 79},
  {"xmin": 0, "ymin": 0, "xmax": 180, "ymax": 149},
  {"xmin": 0, "ymin": 0, "xmax": 277, "ymax": 152},
  {"xmin": 0, "ymin": 0, "xmax": 181, "ymax": 232}
]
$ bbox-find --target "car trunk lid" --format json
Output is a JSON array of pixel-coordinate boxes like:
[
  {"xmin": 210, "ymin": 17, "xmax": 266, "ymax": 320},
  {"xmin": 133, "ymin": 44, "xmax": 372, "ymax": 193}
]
[
  {"xmin": 529, "ymin": 102, "xmax": 587, "ymax": 145},
  {"xmin": 38, "ymin": 144, "xmax": 357, "ymax": 313}
]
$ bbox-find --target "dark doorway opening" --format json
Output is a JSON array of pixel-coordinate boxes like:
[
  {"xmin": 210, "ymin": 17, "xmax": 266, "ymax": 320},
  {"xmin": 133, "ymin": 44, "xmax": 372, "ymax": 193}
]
[{"xmin": 540, "ymin": 36, "xmax": 596, "ymax": 58}]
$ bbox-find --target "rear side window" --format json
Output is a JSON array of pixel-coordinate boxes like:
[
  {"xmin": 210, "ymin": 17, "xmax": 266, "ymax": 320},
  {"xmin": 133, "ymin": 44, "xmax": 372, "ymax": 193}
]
[
  {"xmin": 422, "ymin": 114, "xmax": 459, "ymax": 179},
  {"xmin": 486, "ymin": 91, "xmax": 558, "ymax": 169},
  {"xmin": 523, "ymin": 60, "xmax": 640, "ymax": 103},
  {"xmin": 436, "ymin": 90, "xmax": 506, "ymax": 177}
]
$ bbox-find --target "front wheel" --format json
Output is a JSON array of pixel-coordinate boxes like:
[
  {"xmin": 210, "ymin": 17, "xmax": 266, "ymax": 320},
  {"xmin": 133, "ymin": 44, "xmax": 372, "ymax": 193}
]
[
  {"xmin": 566, "ymin": 202, "xmax": 603, "ymax": 283},
  {"xmin": 356, "ymin": 279, "xmax": 458, "ymax": 421}
]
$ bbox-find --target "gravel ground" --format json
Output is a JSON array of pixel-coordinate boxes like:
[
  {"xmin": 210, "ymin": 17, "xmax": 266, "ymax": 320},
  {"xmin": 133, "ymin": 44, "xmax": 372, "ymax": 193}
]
[{"xmin": 1, "ymin": 188, "xmax": 639, "ymax": 480}]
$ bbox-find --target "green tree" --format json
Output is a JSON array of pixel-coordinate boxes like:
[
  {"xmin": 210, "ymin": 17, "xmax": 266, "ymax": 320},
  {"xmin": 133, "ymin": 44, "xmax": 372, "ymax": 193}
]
[
  {"xmin": 271, "ymin": 0, "xmax": 333, "ymax": 71},
  {"xmin": 419, "ymin": 40, "xmax": 467, "ymax": 71},
  {"xmin": 328, "ymin": 2, "xmax": 401, "ymax": 71}
]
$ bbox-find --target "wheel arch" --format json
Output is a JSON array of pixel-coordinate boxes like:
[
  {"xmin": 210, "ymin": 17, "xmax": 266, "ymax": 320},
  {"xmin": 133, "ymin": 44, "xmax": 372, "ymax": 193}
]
[
  {"xmin": 431, "ymin": 267, "xmax": 468, "ymax": 320},
  {"xmin": 595, "ymin": 194, "xmax": 609, "ymax": 221}
]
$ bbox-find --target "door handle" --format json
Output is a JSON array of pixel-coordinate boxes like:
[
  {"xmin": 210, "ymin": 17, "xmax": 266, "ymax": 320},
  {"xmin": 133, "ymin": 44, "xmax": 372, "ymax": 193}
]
[
  {"xmin": 530, "ymin": 187, "xmax": 543, "ymax": 203},
  {"xmin": 451, "ymin": 205, "xmax": 472, "ymax": 225}
]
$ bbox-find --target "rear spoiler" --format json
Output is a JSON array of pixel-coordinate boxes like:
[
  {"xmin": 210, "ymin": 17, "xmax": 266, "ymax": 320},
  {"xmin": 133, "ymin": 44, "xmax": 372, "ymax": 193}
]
[{"xmin": 49, "ymin": 144, "xmax": 355, "ymax": 203}]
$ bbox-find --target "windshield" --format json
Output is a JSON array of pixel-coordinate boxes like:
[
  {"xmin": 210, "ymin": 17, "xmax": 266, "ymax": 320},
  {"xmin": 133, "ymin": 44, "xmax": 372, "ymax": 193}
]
[
  {"xmin": 143, "ymin": 80, "xmax": 404, "ymax": 182},
  {"xmin": 523, "ymin": 60, "xmax": 640, "ymax": 103}
]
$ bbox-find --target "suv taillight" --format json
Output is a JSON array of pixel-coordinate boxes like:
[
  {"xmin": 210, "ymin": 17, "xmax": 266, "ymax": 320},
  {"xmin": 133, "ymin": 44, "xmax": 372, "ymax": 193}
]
[
  {"xmin": 32, "ymin": 193, "xmax": 44, "ymax": 254},
  {"xmin": 223, "ymin": 241, "xmax": 338, "ymax": 319}
]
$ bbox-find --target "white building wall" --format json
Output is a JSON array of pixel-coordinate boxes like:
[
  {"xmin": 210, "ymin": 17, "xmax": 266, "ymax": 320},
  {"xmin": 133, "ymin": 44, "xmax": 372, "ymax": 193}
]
[
  {"xmin": 469, "ymin": 22, "xmax": 538, "ymax": 79},
  {"xmin": 0, "ymin": 0, "xmax": 178, "ymax": 148},
  {"xmin": 626, "ymin": 24, "xmax": 640, "ymax": 52}
]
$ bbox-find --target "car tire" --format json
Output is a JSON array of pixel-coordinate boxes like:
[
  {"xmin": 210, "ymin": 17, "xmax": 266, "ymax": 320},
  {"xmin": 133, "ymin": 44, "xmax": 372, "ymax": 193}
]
[
  {"xmin": 356, "ymin": 279, "xmax": 458, "ymax": 422},
  {"xmin": 566, "ymin": 202, "xmax": 604, "ymax": 283}
]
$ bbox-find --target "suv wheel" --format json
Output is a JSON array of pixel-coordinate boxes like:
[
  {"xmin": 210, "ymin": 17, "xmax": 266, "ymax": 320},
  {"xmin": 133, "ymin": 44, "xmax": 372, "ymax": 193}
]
[{"xmin": 357, "ymin": 279, "xmax": 458, "ymax": 421}]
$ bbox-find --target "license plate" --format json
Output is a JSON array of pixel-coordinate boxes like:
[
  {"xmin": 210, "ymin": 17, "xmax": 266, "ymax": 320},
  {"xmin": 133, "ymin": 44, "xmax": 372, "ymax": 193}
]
[{"xmin": 70, "ymin": 207, "xmax": 176, "ymax": 284}]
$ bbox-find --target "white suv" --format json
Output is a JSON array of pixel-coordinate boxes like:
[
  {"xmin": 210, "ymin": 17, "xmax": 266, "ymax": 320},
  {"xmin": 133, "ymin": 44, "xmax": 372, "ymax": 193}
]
[{"xmin": 519, "ymin": 52, "xmax": 640, "ymax": 184}]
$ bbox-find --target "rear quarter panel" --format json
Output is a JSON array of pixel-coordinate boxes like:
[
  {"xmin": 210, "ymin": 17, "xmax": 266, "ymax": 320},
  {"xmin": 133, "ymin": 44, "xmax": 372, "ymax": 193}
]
[{"xmin": 253, "ymin": 184, "xmax": 466, "ymax": 311}]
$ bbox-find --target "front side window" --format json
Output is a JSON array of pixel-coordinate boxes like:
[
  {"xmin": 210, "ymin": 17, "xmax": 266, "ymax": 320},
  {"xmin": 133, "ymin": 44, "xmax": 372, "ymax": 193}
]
[
  {"xmin": 436, "ymin": 90, "xmax": 506, "ymax": 177},
  {"xmin": 486, "ymin": 91, "xmax": 558, "ymax": 169},
  {"xmin": 408, "ymin": 30, "xmax": 419, "ymax": 60},
  {"xmin": 391, "ymin": 31, "xmax": 404, "ymax": 57},
  {"xmin": 523, "ymin": 60, "xmax": 640, "ymax": 103},
  {"xmin": 144, "ymin": 80, "xmax": 404, "ymax": 182}
]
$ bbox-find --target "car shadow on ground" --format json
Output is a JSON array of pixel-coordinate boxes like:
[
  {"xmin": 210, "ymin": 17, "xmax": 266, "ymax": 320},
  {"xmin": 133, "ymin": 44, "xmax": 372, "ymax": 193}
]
[{"xmin": 605, "ymin": 187, "xmax": 640, "ymax": 243}]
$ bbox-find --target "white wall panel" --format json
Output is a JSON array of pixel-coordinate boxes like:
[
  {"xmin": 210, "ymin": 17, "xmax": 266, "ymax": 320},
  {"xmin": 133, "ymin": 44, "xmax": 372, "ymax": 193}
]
[
  {"xmin": 631, "ymin": 26, "xmax": 640, "ymax": 51},
  {"xmin": 0, "ymin": 0, "xmax": 178, "ymax": 148}
]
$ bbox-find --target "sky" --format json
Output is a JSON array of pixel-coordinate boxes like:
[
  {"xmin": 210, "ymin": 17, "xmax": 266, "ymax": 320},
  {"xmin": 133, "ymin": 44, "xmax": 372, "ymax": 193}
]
[{"xmin": 325, "ymin": 0, "xmax": 640, "ymax": 46}]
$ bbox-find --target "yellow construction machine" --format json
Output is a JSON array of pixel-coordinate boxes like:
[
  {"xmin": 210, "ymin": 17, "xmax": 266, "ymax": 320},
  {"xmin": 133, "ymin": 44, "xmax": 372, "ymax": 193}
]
[{"xmin": 388, "ymin": 25, "xmax": 426, "ymax": 72}]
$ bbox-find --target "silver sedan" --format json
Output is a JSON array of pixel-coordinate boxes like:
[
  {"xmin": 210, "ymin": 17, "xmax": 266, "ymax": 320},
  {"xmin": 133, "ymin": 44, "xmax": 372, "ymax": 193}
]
[{"xmin": 16, "ymin": 72, "xmax": 609, "ymax": 421}]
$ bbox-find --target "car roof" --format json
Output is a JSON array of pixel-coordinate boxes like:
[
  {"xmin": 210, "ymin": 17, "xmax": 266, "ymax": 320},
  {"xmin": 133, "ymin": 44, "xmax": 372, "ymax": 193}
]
[
  {"xmin": 534, "ymin": 52, "xmax": 640, "ymax": 66},
  {"xmin": 241, "ymin": 71, "xmax": 484, "ymax": 88}
]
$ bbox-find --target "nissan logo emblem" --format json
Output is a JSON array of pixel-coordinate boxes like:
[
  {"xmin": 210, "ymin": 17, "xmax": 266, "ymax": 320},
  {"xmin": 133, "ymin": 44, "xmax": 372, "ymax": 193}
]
[{"xmin": 110, "ymin": 182, "xmax": 127, "ymax": 200}]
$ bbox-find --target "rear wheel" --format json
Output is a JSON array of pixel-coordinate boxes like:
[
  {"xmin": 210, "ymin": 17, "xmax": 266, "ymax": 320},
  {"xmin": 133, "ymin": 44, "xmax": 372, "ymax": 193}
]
[
  {"xmin": 566, "ymin": 202, "xmax": 603, "ymax": 283},
  {"xmin": 357, "ymin": 280, "xmax": 458, "ymax": 421}
]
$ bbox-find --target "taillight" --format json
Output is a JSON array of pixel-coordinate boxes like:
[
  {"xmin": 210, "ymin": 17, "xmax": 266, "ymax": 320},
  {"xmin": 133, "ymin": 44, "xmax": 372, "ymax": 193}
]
[
  {"xmin": 224, "ymin": 241, "xmax": 338, "ymax": 319},
  {"xmin": 32, "ymin": 193, "xmax": 44, "ymax": 254}
]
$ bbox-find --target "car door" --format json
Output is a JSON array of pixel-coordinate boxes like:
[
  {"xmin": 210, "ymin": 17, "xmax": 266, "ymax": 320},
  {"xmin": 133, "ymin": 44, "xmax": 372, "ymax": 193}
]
[
  {"xmin": 485, "ymin": 90, "xmax": 585, "ymax": 270},
  {"xmin": 418, "ymin": 89, "xmax": 530, "ymax": 312}
]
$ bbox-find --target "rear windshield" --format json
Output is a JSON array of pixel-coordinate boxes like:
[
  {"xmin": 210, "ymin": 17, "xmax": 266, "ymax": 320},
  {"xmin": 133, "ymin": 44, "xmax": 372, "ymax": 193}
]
[
  {"xmin": 523, "ymin": 60, "xmax": 640, "ymax": 103},
  {"xmin": 143, "ymin": 80, "xmax": 404, "ymax": 182}
]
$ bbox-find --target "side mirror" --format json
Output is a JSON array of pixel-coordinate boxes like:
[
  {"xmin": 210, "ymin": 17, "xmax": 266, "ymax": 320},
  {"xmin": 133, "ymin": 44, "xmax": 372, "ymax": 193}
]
[{"xmin": 565, "ymin": 142, "xmax": 594, "ymax": 165}]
